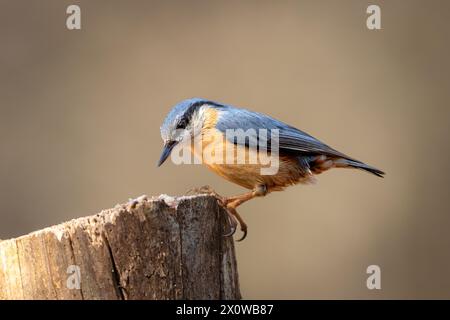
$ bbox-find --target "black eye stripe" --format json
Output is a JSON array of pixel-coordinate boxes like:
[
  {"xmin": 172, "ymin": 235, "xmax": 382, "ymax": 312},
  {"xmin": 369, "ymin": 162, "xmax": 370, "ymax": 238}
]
[
  {"xmin": 176, "ymin": 118, "xmax": 188, "ymax": 129},
  {"xmin": 176, "ymin": 100, "xmax": 225, "ymax": 130}
]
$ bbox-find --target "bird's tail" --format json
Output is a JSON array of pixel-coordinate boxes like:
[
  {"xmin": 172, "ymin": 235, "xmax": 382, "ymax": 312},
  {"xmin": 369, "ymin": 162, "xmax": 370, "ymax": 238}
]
[{"xmin": 334, "ymin": 158, "xmax": 385, "ymax": 178}]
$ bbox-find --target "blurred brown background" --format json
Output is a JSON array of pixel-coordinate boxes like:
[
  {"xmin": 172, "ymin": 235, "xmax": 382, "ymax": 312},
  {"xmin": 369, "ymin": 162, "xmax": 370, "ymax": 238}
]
[{"xmin": 1, "ymin": 0, "xmax": 449, "ymax": 299}]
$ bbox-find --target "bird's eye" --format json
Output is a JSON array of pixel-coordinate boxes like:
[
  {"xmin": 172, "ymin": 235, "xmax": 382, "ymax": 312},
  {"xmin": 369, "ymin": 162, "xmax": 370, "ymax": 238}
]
[{"xmin": 176, "ymin": 119, "xmax": 187, "ymax": 129}]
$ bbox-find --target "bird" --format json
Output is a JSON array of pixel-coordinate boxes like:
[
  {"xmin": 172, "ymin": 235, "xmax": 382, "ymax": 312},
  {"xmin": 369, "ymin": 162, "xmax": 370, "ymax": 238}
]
[{"xmin": 158, "ymin": 98, "xmax": 384, "ymax": 241}]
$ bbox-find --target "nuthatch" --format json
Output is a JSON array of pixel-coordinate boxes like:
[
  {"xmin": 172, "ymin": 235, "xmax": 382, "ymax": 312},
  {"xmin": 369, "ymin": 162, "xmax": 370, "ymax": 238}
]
[{"xmin": 158, "ymin": 98, "xmax": 384, "ymax": 241}]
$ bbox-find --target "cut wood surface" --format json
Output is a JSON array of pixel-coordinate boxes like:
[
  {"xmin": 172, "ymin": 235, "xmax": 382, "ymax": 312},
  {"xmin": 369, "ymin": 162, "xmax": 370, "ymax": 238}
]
[{"xmin": 0, "ymin": 194, "xmax": 241, "ymax": 300}]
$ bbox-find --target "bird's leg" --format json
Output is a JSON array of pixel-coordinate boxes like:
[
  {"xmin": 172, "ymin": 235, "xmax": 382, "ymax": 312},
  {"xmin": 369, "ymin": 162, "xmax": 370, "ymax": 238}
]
[
  {"xmin": 224, "ymin": 205, "xmax": 247, "ymax": 241},
  {"xmin": 223, "ymin": 185, "xmax": 268, "ymax": 241},
  {"xmin": 224, "ymin": 184, "xmax": 267, "ymax": 207},
  {"xmin": 219, "ymin": 190, "xmax": 253, "ymax": 238}
]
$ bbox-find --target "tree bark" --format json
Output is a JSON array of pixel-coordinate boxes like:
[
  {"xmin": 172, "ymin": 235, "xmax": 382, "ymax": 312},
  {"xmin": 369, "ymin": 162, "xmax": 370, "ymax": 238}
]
[{"xmin": 0, "ymin": 194, "xmax": 241, "ymax": 300}]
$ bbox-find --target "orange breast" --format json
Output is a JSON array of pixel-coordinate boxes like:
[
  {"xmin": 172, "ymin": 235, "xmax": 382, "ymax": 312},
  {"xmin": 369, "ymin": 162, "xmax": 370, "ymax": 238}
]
[{"xmin": 191, "ymin": 123, "xmax": 314, "ymax": 192}]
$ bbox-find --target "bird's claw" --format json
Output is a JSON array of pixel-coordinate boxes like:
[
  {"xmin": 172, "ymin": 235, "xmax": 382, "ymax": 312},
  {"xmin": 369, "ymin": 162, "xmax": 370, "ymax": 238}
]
[
  {"xmin": 189, "ymin": 186, "xmax": 248, "ymax": 241},
  {"xmin": 223, "ymin": 224, "xmax": 237, "ymax": 237},
  {"xmin": 223, "ymin": 209, "xmax": 238, "ymax": 237},
  {"xmin": 222, "ymin": 206, "xmax": 248, "ymax": 241},
  {"xmin": 236, "ymin": 227, "xmax": 247, "ymax": 242},
  {"xmin": 224, "ymin": 223, "xmax": 247, "ymax": 241}
]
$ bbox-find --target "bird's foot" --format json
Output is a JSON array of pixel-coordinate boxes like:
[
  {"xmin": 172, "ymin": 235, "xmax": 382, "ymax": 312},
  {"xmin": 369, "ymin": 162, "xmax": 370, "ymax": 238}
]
[
  {"xmin": 223, "ymin": 204, "xmax": 248, "ymax": 242},
  {"xmin": 223, "ymin": 209, "xmax": 238, "ymax": 237},
  {"xmin": 186, "ymin": 186, "xmax": 248, "ymax": 241}
]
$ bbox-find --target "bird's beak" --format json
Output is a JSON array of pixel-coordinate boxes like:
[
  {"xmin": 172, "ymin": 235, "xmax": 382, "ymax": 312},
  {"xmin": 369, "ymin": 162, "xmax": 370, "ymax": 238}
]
[{"xmin": 157, "ymin": 141, "xmax": 177, "ymax": 167}]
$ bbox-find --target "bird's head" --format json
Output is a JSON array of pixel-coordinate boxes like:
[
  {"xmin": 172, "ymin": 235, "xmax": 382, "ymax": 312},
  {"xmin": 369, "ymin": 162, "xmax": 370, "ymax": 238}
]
[{"xmin": 158, "ymin": 98, "xmax": 212, "ymax": 166}]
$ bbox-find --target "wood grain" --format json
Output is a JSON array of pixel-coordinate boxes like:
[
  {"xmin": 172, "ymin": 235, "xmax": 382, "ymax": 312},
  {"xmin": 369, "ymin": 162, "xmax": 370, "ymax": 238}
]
[{"xmin": 0, "ymin": 194, "xmax": 241, "ymax": 300}]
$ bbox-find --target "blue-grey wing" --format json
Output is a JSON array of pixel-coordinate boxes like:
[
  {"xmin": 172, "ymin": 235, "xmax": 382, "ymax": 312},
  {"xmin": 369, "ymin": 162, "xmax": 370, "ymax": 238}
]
[{"xmin": 214, "ymin": 105, "xmax": 353, "ymax": 159}]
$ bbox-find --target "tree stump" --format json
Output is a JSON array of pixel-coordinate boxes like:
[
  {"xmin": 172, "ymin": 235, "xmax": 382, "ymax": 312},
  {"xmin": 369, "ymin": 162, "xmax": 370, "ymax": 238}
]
[{"xmin": 0, "ymin": 194, "xmax": 241, "ymax": 300}]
